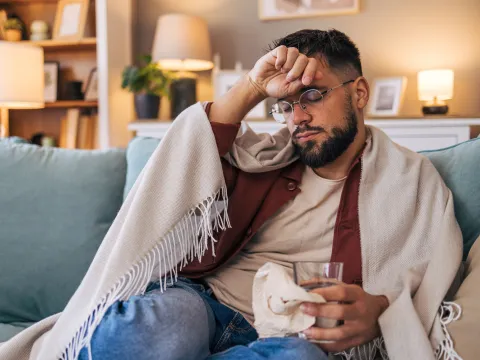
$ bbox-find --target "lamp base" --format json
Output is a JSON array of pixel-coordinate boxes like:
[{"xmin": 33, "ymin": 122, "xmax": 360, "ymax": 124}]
[
  {"xmin": 171, "ymin": 77, "xmax": 197, "ymax": 119},
  {"xmin": 422, "ymin": 105, "xmax": 449, "ymax": 115}
]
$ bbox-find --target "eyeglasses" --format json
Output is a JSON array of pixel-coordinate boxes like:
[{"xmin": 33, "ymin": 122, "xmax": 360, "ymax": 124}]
[{"xmin": 270, "ymin": 79, "xmax": 355, "ymax": 124}]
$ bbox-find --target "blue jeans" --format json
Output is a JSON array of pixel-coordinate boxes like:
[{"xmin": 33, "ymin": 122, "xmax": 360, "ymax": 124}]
[{"xmin": 78, "ymin": 278, "xmax": 328, "ymax": 360}]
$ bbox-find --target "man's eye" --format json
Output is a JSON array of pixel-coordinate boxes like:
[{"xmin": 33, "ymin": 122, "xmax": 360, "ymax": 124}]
[
  {"xmin": 280, "ymin": 102, "xmax": 292, "ymax": 112},
  {"xmin": 303, "ymin": 91, "xmax": 324, "ymax": 103}
]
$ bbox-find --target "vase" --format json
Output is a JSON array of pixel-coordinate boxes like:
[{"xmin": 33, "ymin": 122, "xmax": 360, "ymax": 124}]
[
  {"xmin": 5, "ymin": 29, "xmax": 22, "ymax": 42},
  {"xmin": 134, "ymin": 94, "xmax": 160, "ymax": 119}
]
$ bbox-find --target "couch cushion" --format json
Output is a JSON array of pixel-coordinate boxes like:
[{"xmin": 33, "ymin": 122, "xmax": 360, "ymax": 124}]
[
  {"xmin": 0, "ymin": 322, "xmax": 34, "ymax": 343},
  {"xmin": 0, "ymin": 142, "xmax": 126, "ymax": 325},
  {"xmin": 447, "ymin": 235, "xmax": 480, "ymax": 359},
  {"xmin": 421, "ymin": 138, "xmax": 480, "ymax": 260},
  {"xmin": 124, "ymin": 137, "xmax": 160, "ymax": 199}
]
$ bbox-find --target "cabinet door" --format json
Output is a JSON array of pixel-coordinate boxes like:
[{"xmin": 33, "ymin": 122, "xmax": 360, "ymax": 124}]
[{"xmin": 378, "ymin": 126, "xmax": 470, "ymax": 152}]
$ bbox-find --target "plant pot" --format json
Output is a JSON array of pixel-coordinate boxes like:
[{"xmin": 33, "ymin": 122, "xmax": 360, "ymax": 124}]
[
  {"xmin": 134, "ymin": 94, "xmax": 160, "ymax": 119},
  {"xmin": 4, "ymin": 29, "xmax": 22, "ymax": 42}
]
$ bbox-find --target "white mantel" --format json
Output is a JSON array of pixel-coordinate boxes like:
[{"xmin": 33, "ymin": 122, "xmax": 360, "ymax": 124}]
[{"xmin": 128, "ymin": 118, "xmax": 480, "ymax": 152}]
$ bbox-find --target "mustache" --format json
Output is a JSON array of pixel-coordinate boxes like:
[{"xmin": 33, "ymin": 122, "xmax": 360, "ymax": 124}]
[{"xmin": 292, "ymin": 126, "xmax": 326, "ymax": 138}]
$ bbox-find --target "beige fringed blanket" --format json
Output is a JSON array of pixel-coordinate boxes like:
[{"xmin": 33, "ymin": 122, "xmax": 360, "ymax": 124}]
[{"xmin": 0, "ymin": 102, "xmax": 463, "ymax": 360}]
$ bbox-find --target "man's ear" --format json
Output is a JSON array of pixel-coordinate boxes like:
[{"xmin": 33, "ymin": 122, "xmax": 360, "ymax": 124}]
[{"xmin": 353, "ymin": 77, "xmax": 369, "ymax": 110}]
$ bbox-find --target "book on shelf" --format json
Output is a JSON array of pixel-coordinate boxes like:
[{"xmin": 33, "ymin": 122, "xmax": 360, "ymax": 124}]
[{"xmin": 59, "ymin": 109, "xmax": 97, "ymax": 149}]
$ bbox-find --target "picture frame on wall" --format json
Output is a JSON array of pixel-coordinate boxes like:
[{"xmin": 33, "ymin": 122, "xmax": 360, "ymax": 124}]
[
  {"xmin": 368, "ymin": 77, "xmax": 408, "ymax": 117},
  {"xmin": 52, "ymin": 0, "xmax": 89, "ymax": 40},
  {"xmin": 213, "ymin": 70, "xmax": 267, "ymax": 119},
  {"xmin": 84, "ymin": 67, "xmax": 98, "ymax": 101},
  {"xmin": 44, "ymin": 62, "xmax": 59, "ymax": 103},
  {"xmin": 259, "ymin": 0, "xmax": 360, "ymax": 21}
]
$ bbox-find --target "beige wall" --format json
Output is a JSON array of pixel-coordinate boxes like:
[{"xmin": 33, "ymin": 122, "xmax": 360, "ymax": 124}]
[{"xmin": 135, "ymin": 0, "xmax": 480, "ymax": 118}]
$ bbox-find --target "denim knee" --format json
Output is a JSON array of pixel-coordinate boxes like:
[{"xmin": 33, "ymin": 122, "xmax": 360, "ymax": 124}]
[
  {"xmin": 209, "ymin": 337, "xmax": 328, "ymax": 360},
  {"xmin": 79, "ymin": 287, "xmax": 213, "ymax": 360}
]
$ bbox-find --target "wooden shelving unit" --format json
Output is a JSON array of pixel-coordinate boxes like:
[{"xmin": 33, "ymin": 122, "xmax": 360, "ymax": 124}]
[
  {"xmin": 2, "ymin": 0, "xmax": 99, "ymax": 148},
  {"xmin": 24, "ymin": 38, "xmax": 97, "ymax": 51}
]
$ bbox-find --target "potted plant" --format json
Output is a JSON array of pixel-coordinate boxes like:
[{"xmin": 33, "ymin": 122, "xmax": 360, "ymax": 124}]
[
  {"xmin": 121, "ymin": 55, "xmax": 171, "ymax": 119},
  {"xmin": 3, "ymin": 18, "xmax": 23, "ymax": 42}
]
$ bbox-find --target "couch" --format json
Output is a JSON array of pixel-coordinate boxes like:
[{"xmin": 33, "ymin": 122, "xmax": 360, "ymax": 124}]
[{"xmin": 0, "ymin": 135, "xmax": 479, "ymax": 357}]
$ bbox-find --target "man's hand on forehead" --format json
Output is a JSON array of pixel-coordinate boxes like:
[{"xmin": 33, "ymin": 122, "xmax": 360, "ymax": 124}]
[{"xmin": 247, "ymin": 45, "xmax": 324, "ymax": 100}]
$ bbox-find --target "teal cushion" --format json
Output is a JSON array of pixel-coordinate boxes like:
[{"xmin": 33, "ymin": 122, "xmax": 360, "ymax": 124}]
[
  {"xmin": 421, "ymin": 138, "xmax": 480, "ymax": 260},
  {"xmin": 124, "ymin": 137, "xmax": 160, "ymax": 199},
  {"xmin": 0, "ymin": 143, "xmax": 126, "ymax": 325},
  {"xmin": 0, "ymin": 322, "xmax": 34, "ymax": 342}
]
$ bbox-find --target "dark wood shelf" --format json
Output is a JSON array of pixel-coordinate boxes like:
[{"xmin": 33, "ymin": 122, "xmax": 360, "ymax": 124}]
[{"xmin": 44, "ymin": 100, "xmax": 98, "ymax": 109}]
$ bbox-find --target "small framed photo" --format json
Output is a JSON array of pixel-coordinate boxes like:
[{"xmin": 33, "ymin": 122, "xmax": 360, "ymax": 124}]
[
  {"xmin": 213, "ymin": 70, "xmax": 266, "ymax": 119},
  {"xmin": 84, "ymin": 67, "xmax": 98, "ymax": 101},
  {"xmin": 44, "ymin": 62, "xmax": 59, "ymax": 103},
  {"xmin": 259, "ymin": 0, "xmax": 360, "ymax": 21},
  {"xmin": 368, "ymin": 77, "xmax": 408, "ymax": 117},
  {"xmin": 53, "ymin": 0, "xmax": 89, "ymax": 40}
]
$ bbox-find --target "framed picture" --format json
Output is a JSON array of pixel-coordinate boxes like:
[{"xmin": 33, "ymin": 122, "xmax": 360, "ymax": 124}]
[
  {"xmin": 52, "ymin": 0, "xmax": 89, "ymax": 40},
  {"xmin": 368, "ymin": 77, "xmax": 408, "ymax": 117},
  {"xmin": 84, "ymin": 67, "xmax": 98, "ymax": 101},
  {"xmin": 44, "ymin": 62, "xmax": 59, "ymax": 103},
  {"xmin": 259, "ymin": 0, "xmax": 360, "ymax": 21},
  {"xmin": 213, "ymin": 70, "xmax": 267, "ymax": 119}
]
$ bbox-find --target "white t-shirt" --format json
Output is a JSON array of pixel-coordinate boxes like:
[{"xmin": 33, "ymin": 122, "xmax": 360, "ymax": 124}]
[{"xmin": 204, "ymin": 166, "xmax": 346, "ymax": 323}]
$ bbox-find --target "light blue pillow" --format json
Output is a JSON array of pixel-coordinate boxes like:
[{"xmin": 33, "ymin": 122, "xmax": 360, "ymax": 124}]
[
  {"xmin": 124, "ymin": 137, "xmax": 161, "ymax": 199},
  {"xmin": 421, "ymin": 138, "xmax": 480, "ymax": 260},
  {"xmin": 0, "ymin": 143, "xmax": 126, "ymax": 324}
]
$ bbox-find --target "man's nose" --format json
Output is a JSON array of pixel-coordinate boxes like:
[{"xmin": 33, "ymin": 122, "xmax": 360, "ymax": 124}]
[{"xmin": 291, "ymin": 103, "xmax": 311, "ymax": 127}]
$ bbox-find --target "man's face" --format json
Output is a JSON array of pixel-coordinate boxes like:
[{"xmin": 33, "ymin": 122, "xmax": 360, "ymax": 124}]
[{"xmin": 283, "ymin": 64, "xmax": 359, "ymax": 168}]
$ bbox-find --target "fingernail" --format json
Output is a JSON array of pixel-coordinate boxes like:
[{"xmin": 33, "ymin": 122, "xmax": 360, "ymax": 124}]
[
  {"xmin": 302, "ymin": 329, "xmax": 312, "ymax": 337},
  {"xmin": 302, "ymin": 76, "xmax": 311, "ymax": 85},
  {"xmin": 301, "ymin": 304, "xmax": 308, "ymax": 312}
]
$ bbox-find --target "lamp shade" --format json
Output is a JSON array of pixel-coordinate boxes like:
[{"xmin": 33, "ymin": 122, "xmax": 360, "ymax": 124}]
[
  {"xmin": 0, "ymin": 41, "xmax": 44, "ymax": 109},
  {"xmin": 418, "ymin": 69, "xmax": 454, "ymax": 101},
  {"xmin": 151, "ymin": 14, "xmax": 213, "ymax": 72}
]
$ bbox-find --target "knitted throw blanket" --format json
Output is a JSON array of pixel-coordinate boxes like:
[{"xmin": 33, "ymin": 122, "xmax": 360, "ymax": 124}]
[{"xmin": 0, "ymin": 102, "xmax": 463, "ymax": 360}]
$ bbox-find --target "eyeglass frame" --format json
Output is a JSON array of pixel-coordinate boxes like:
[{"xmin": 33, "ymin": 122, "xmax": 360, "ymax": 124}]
[{"xmin": 269, "ymin": 79, "xmax": 355, "ymax": 124}]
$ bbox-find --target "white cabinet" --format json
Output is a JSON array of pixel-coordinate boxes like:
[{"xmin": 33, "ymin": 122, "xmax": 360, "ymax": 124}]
[{"xmin": 128, "ymin": 118, "xmax": 480, "ymax": 152}]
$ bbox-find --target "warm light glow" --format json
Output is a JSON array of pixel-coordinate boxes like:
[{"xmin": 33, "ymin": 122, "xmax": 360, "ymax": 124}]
[
  {"xmin": 157, "ymin": 59, "xmax": 214, "ymax": 72},
  {"xmin": 418, "ymin": 69, "xmax": 454, "ymax": 101},
  {"xmin": 0, "ymin": 41, "xmax": 45, "ymax": 109},
  {"xmin": 152, "ymin": 14, "xmax": 213, "ymax": 72}
]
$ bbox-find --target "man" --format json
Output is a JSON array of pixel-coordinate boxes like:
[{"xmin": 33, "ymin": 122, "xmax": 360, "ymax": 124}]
[{"xmin": 79, "ymin": 29, "xmax": 460, "ymax": 360}]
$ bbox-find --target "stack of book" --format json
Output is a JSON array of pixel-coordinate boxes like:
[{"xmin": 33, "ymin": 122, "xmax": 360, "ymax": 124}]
[{"xmin": 59, "ymin": 109, "xmax": 97, "ymax": 149}]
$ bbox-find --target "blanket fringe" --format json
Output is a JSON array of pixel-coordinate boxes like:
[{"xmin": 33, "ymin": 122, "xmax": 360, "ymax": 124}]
[
  {"xmin": 59, "ymin": 186, "xmax": 230, "ymax": 360},
  {"xmin": 335, "ymin": 337, "xmax": 389, "ymax": 360},
  {"xmin": 435, "ymin": 301, "xmax": 463, "ymax": 360}
]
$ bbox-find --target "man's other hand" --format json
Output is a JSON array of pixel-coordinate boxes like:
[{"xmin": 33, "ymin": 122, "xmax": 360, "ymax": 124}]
[{"xmin": 300, "ymin": 284, "xmax": 389, "ymax": 353}]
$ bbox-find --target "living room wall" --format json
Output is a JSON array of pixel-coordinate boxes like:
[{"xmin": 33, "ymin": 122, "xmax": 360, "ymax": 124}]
[{"xmin": 135, "ymin": 0, "xmax": 480, "ymax": 118}]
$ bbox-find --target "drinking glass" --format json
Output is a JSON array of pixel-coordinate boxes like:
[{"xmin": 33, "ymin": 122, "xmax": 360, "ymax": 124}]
[{"xmin": 293, "ymin": 261, "xmax": 344, "ymax": 343}]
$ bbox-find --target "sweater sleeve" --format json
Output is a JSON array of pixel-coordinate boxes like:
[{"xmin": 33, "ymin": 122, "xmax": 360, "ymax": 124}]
[{"xmin": 204, "ymin": 102, "xmax": 240, "ymax": 194}]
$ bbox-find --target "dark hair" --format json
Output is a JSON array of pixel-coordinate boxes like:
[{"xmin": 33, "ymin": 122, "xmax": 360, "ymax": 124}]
[{"xmin": 270, "ymin": 29, "xmax": 362, "ymax": 77}]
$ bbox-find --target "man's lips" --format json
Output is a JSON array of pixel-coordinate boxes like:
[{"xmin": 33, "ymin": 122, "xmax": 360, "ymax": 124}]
[{"xmin": 295, "ymin": 131, "xmax": 322, "ymax": 141}]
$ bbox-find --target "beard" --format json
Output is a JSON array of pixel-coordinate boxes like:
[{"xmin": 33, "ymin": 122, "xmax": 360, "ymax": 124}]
[{"xmin": 293, "ymin": 95, "xmax": 358, "ymax": 168}]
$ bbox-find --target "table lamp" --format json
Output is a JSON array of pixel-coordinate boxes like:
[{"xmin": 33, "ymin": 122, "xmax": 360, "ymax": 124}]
[
  {"xmin": 152, "ymin": 14, "xmax": 214, "ymax": 119},
  {"xmin": 418, "ymin": 69, "xmax": 454, "ymax": 115},
  {"xmin": 0, "ymin": 41, "xmax": 44, "ymax": 137}
]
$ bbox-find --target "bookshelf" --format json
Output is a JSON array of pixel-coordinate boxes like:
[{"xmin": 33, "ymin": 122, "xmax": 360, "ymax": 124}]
[{"xmin": 2, "ymin": 0, "xmax": 98, "ymax": 148}]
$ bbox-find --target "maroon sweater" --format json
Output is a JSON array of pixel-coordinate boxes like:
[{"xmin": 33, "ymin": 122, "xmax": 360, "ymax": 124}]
[{"xmin": 180, "ymin": 115, "xmax": 363, "ymax": 287}]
